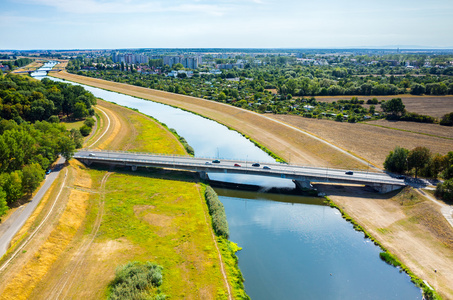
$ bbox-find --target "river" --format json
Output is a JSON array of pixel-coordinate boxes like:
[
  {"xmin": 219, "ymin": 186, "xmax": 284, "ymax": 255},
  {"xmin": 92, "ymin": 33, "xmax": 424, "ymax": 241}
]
[{"xmin": 34, "ymin": 63, "xmax": 422, "ymax": 299}]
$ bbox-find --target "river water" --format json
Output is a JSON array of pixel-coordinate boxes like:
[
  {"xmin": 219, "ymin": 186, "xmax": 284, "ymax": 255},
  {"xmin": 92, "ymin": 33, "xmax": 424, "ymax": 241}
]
[{"xmin": 34, "ymin": 63, "xmax": 422, "ymax": 299}]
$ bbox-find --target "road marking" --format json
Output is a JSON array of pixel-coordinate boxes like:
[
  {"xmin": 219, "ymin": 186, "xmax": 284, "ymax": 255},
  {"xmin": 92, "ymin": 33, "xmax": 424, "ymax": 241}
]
[{"xmin": 87, "ymin": 106, "xmax": 110, "ymax": 148}]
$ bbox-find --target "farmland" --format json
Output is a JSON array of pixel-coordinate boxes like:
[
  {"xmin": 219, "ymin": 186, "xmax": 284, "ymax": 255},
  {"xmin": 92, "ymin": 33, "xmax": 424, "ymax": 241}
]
[
  {"xmin": 315, "ymin": 95, "xmax": 453, "ymax": 118},
  {"xmin": 270, "ymin": 114, "xmax": 452, "ymax": 168}
]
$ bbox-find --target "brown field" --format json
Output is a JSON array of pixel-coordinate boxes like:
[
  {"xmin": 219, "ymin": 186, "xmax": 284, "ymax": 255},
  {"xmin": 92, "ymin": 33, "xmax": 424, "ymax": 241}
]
[
  {"xmin": 366, "ymin": 119, "xmax": 453, "ymax": 139},
  {"xmin": 315, "ymin": 95, "xmax": 453, "ymax": 118},
  {"xmin": 52, "ymin": 71, "xmax": 366, "ymax": 169},
  {"xmin": 270, "ymin": 115, "xmax": 452, "ymax": 168}
]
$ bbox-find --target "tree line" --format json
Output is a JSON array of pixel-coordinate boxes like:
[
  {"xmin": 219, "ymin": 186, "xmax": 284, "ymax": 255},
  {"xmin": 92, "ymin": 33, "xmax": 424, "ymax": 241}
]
[
  {"xmin": 0, "ymin": 73, "xmax": 96, "ymax": 219},
  {"xmin": 384, "ymin": 147, "xmax": 453, "ymax": 201}
]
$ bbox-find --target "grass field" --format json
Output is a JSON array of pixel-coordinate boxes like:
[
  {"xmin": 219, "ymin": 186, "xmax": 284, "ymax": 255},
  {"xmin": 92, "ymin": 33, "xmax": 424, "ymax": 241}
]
[
  {"xmin": 314, "ymin": 95, "xmax": 453, "ymax": 118},
  {"xmin": 366, "ymin": 119, "xmax": 453, "ymax": 139},
  {"xmin": 270, "ymin": 114, "xmax": 452, "ymax": 168}
]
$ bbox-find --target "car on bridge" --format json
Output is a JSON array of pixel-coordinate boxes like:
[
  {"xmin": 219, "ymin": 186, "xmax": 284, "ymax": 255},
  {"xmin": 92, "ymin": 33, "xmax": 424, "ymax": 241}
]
[
  {"xmin": 252, "ymin": 163, "xmax": 260, "ymax": 167},
  {"xmin": 263, "ymin": 166, "xmax": 271, "ymax": 170},
  {"xmin": 212, "ymin": 159, "xmax": 220, "ymax": 163},
  {"xmin": 234, "ymin": 163, "xmax": 241, "ymax": 167},
  {"xmin": 89, "ymin": 153, "xmax": 96, "ymax": 157},
  {"xmin": 205, "ymin": 161, "xmax": 212, "ymax": 165},
  {"xmin": 345, "ymin": 171, "xmax": 354, "ymax": 175}
]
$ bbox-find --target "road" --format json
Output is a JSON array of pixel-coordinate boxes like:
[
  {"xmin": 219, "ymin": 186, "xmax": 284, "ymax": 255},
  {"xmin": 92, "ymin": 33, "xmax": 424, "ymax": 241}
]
[
  {"xmin": 75, "ymin": 150, "xmax": 405, "ymax": 186},
  {"xmin": 0, "ymin": 157, "xmax": 66, "ymax": 258}
]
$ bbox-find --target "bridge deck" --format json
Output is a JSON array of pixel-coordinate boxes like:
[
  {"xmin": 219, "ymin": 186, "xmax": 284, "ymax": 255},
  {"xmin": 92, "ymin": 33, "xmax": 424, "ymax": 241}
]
[{"xmin": 74, "ymin": 150, "xmax": 405, "ymax": 187}]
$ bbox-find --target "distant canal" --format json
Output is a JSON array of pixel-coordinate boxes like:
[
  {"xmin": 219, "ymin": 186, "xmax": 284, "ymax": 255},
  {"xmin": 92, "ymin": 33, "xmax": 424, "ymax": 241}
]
[{"xmin": 34, "ymin": 64, "xmax": 422, "ymax": 299}]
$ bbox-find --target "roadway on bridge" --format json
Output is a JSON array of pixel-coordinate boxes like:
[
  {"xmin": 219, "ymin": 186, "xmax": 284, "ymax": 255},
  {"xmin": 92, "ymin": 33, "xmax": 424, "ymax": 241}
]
[{"xmin": 75, "ymin": 150, "xmax": 405, "ymax": 186}]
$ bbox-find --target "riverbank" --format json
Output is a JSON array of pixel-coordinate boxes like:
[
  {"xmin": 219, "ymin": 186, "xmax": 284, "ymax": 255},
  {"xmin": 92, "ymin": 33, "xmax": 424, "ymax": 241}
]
[
  {"xmin": 50, "ymin": 72, "xmax": 453, "ymax": 299},
  {"xmin": 0, "ymin": 99, "xmax": 242, "ymax": 299}
]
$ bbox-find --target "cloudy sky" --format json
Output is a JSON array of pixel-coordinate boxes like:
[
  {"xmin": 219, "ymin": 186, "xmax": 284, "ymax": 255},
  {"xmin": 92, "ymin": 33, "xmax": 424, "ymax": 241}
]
[{"xmin": 1, "ymin": 0, "xmax": 452, "ymax": 50}]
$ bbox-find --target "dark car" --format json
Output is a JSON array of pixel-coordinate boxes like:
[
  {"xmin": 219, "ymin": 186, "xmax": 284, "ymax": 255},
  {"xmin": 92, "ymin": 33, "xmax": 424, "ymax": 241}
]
[
  {"xmin": 345, "ymin": 171, "xmax": 354, "ymax": 175},
  {"xmin": 212, "ymin": 159, "xmax": 221, "ymax": 163},
  {"xmin": 252, "ymin": 163, "xmax": 260, "ymax": 167},
  {"xmin": 45, "ymin": 169, "xmax": 52, "ymax": 175},
  {"xmin": 263, "ymin": 166, "xmax": 271, "ymax": 170},
  {"xmin": 396, "ymin": 175, "xmax": 405, "ymax": 179},
  {"xmin": 234, "ymin": 163, "xmax": 241, "ymax": 167}
]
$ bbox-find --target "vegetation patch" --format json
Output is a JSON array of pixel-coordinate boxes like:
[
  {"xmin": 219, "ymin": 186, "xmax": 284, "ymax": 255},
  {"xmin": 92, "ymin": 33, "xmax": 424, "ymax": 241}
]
[
  {"xmin": 204, "ymin": 186, "xmax": 229, "ymax": 238},
  {"xmin": 108, "ymin": 261, "xmax": 166, "ymax": 300}
]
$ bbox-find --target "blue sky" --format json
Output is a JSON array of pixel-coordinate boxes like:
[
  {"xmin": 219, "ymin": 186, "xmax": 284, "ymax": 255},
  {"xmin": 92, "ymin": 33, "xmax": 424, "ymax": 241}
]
[{"xmin": 1, "ymin": 0, "xmax": 452, "ymax": 50}]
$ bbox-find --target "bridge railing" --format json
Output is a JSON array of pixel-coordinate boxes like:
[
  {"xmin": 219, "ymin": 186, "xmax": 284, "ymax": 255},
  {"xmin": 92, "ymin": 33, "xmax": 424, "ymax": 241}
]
[
  {"xmin": 75, "ymin": 154, "xmax": 403, "ymax": 185},
  {"xmin": 78, "ymin": 149, "xmax": 387, "ymax": 174}
]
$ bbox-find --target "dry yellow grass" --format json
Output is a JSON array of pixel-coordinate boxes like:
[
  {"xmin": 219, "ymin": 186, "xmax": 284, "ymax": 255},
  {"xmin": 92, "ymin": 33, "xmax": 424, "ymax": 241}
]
[
  {"xmin": 52, "ymin": 72, "xmax": 365, "ymax": 169},
  {"xmin": 270, "ymin": 114, "xmax": 452, "ymax": 168},
  {"xmin": 366, "ymin": 119, "xmax": 453, "ymax": 139},
  {"xmin": 0, "ymin": 189, "xmax": 89, "ymax": 300},
  {"xmin": 315, "ymin": 95, "xmax": 453, "ymax": 118}
]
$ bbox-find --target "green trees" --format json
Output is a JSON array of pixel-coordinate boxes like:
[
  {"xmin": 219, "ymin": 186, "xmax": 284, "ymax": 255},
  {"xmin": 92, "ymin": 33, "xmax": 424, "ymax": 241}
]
[
  {"xmin": 0, "ymin": 188, "xmax": 7, "ymax": 218},
  {"xmin": 408, "ymin": 147, "xmax": 431, "ymax": 178},
  {"xmin": 384, "ymin": 146, "xmax": 409, "ymax": 174},
  {"xmin": 440, "ymin": 112, "xmax": 453, "ymax": 126},
  {"xmin": 381, "ymin": 98, "xmax": 405, "ymax": 117},
  {"xmin": 22, "ymin": 163, "xmax": 45, "ymax": 194}
]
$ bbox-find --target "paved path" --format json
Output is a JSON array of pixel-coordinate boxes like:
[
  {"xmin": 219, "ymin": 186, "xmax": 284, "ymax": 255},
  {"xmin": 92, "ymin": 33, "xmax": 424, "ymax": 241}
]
[{"xmin": 0, "ymin": 157, "xmax": 66, "ymax": 258}]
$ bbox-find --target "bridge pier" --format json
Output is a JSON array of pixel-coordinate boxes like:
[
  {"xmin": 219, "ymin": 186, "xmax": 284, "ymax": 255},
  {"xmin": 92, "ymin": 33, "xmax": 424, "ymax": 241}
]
[
  {"xmin": 293, "ymin": 179, "xmax": 313, "ymax": 190},
  {"xmin": 131, "ymin": 165, "xmax": 137, "ymax": 171},
  {"xmin": 83, "ymin": 159, "xmax": 92, "ymax": 166},
  {"xmin": 368, "ymin": 183, "xmax": 402, "ymax": 193},
  {"xmin": 199, "ymin": 171, "xmax": 209, "ymax": 180}
]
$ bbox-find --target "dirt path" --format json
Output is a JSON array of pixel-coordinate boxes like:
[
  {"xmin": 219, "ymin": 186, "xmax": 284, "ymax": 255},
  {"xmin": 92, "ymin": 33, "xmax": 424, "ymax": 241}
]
[{"xmin": 44, "ymin": 172, "xmax": 111, "ymax": 299}]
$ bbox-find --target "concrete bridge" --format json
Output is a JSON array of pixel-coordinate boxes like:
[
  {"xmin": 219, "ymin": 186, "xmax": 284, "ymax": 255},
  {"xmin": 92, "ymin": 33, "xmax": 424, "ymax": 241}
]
[
  {"xmin": 74, "ymin": 150, "xmax": 406, "ymax": 193},
  {"xmin": 13, "ymin": 69, "xmax": 63, "ymax": 75}
]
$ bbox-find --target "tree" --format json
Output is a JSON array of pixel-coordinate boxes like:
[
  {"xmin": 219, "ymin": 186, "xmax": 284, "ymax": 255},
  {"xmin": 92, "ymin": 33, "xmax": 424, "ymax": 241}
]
[
  {"xmin": 435, "ymin": 179, "xmax": 453, "ymax": 202},
  {"xmin": 440, "ymin": 112, "xmax": 453, "ymax": 126},
  {"xmin": 79, "ymin": 125, "xmax": 91, "ymax": 136},
  {"xmin": 381, "ymin": 98, "xmax": 405, "ymax": 116},
  {"xmin": 384, "ymin": 146, "xmax": 409, "ymax": 173},
  {"xmin": 84, "ymin": 117, "xmax": 95, "ymax": 128},
  {"xmin": 0, "ymin": 187, "xmax": 7, "ymax": 218},
  {"xmin": 22, "ymin": 163, "xmax": 44, "ymax": 194},
  {"xmin": 72, "ymin": 102, "xmax": 89, "ymax": 119},
  {"xmin": 57, "ymin": 136, "xmax": 76, "ymax": 160},
  {"xmin": 408, "ymin": 147, "xmax": 431, "ymax": 178},
  {"xmin": 70, "ymin": 128, "xmax": 84, "ymax": 148},
  {"xmin": 2, "ymin": 171, "xmax": 23, "ymax": 204}
]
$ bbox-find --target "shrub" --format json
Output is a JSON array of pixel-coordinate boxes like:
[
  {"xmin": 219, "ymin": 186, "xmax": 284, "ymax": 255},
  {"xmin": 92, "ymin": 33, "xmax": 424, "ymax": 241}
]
[
  {"xmin": 205, "ymin": 186, "xmax": 229, "ymax": 238},
  {"xmin": 440, "ymin": 112, "xmax": 453, "ymax": 126},
  {"xmin": 109, "ymin": 261, "xmax": 165, "ymax": 300},
  {"xmin": 379, "ymin": 252, "xmax": 401, "ymax": 267},
  {"xmin": 79, "ymin": 124, "xmax": 92, "ymax": 136},
  {"xmin": 84, "ymin": 117, "xmax": 95, "ymax": 128},
  {"xmin": 435, "ymin": 179, "xmax": 453, "ymax": 202}
]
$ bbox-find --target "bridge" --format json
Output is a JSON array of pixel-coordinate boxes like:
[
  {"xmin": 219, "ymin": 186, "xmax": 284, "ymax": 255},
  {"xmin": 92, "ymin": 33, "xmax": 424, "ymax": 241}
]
[
  {"xmin": 74, "ymin": 150, "xmax": 406, "ymax": 193},
  {"xmin": 13, "ymin": 69, "xmax": 63, "ymax": 75}
]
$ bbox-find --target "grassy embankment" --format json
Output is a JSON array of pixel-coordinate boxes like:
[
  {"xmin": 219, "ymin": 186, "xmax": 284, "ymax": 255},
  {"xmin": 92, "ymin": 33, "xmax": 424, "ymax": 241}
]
[{"xmin": 0, "ymin": 101, "xmax": 245, "ymax": 299}]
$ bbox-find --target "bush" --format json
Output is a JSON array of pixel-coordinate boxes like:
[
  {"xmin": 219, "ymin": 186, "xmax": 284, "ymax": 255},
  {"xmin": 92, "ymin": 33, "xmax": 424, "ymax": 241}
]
[
  {"xmin": 109, "ymin": 261, "xmax": 165, "ymax": 300},
  {"xmin": 440, "ymin": 112, "xmax": 453, "ymax": 126},
  {"xmin": 79, "ymin": 124, "xmax": 92, "ymax": 136},
  {"xmin": 169, "ymin": 128, "xmax": 194, "ymax": 156},
  {"xmin": 205, "ymin": 186, "xmax": 229, "ymax": 238},
  {"xmin": 435, "ymin": 179, "xmax": 453, "ymax": 202},
  {"xmin": 84, "ymin": 117, "xmax": 95, "ymax": 128},
  {"xmin": 379, "ymin": 252, "xmax": 401, "ymax": 267}
]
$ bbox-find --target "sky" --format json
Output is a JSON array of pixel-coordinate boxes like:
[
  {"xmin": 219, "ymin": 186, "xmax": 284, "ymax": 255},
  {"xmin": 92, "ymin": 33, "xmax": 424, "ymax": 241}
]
[{"xmin": 1, "ymin": 0, "xmax": 453, "ymax": 50}]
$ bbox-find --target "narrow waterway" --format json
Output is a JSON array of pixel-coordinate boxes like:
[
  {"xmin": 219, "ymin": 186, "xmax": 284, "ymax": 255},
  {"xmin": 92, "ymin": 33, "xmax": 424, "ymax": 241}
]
[{"xmin": 34, "ymin": 63, "xmax": 422, "ymax": 299}]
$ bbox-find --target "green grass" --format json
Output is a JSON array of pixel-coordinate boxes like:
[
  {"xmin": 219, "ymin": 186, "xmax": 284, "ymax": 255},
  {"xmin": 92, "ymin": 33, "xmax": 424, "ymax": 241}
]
[
  {"xmin": 121, "ymin": 111, "xmax": 187, "ymax": 155},
  {"xmin": 61, "ymin": 119, "xmax": 85, "ymax": 130},
  {"xmin": 98, "ymin": 170, "xmax": 231, "ymax": 299}
]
